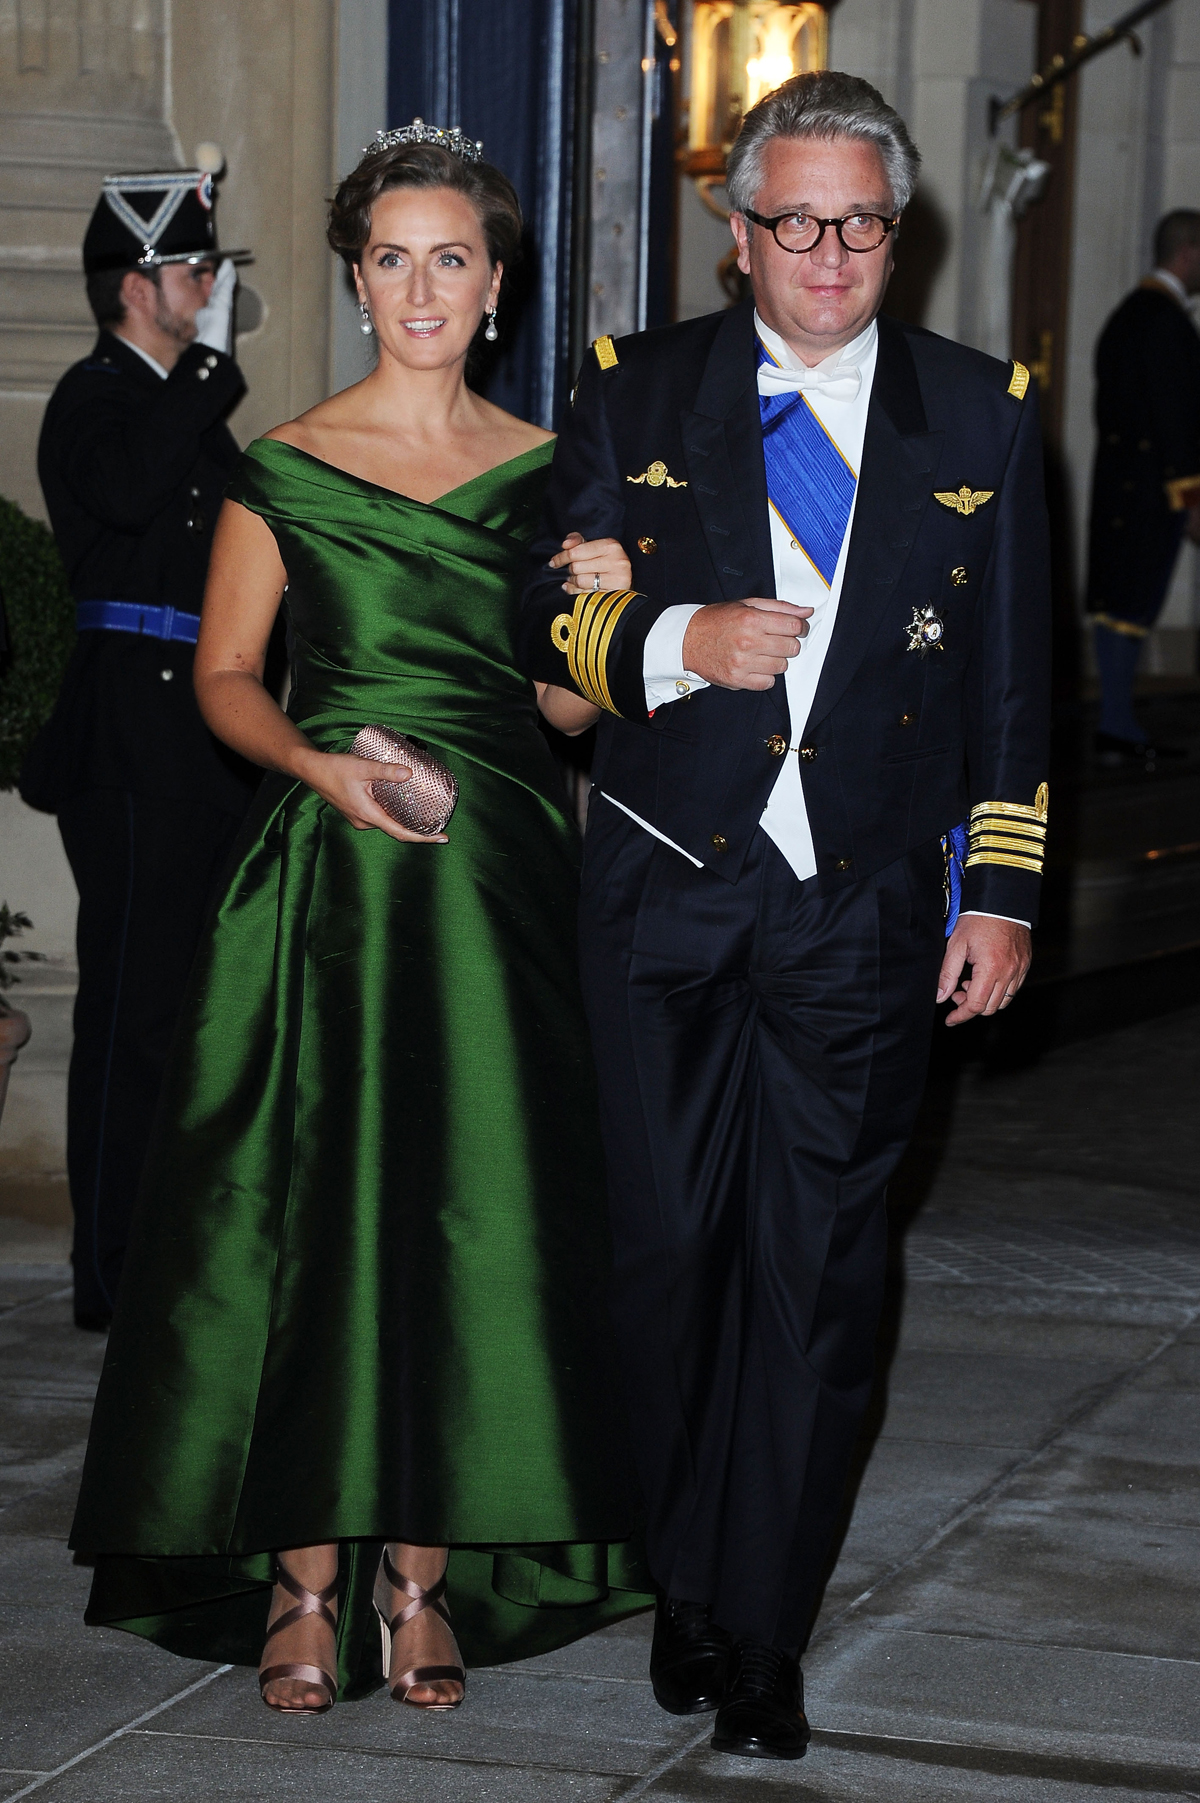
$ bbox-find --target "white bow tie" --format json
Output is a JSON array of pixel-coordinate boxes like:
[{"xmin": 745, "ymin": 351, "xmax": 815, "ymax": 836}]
[{"xmin": 757, "ymin": 357, "xmax": 862, "ymax": 404}]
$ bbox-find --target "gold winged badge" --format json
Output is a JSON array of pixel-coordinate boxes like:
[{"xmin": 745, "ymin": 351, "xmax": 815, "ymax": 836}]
[{"xmin": 935, "ymin": 485, "xmax": 994, "ymax": 517}]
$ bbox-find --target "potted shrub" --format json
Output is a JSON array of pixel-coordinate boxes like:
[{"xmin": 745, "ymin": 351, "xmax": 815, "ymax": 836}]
[{"xmin": 0, "ymin": 905, "xmax": 42, "ymax": 1130}]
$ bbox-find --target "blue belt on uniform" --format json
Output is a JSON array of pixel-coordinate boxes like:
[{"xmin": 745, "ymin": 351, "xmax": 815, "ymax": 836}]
[{"xmin": 75, "ymin": 600, "xmax": 201, "ymax": 645}]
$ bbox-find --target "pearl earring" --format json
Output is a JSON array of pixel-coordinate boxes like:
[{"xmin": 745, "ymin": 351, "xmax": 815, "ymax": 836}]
[
  {"xmin": 359, "ymin": 300, "xmax": 373, "ymax": 336},
  {"xmin": 484, "ymin": 306, "xmax": 498, "ymax": 343}
]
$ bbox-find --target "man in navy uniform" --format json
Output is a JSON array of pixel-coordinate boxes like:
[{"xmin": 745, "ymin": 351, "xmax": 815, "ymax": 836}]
[
  {"xmin": 520, "ymin": 73, "xmax": 1050, "ymax": 1761},
  {"xmin": 20, "ymin": 170, "xmax": 257, "ymax": 1330},
  {"xmin": 1085, "ymin": 209, "xmax": 1200, "ymax": 764}
]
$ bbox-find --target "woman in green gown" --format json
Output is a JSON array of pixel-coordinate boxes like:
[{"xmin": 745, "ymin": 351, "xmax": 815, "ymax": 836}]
[{"xmin": 69, "ymin": 132, "xmax": 643, "ymax": 1712}]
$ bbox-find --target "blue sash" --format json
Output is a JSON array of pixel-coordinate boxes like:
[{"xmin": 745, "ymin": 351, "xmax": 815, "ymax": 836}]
[
  {"xmin": 757, "ymin": 339, "xmax": 857, "ymax": 587},
  {"xmin": 942, "ymin": 822, "xmax": 968, "ymax": 936}
]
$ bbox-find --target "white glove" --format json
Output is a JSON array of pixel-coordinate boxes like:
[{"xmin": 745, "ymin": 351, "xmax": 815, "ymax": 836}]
[{"xmin": 194, "ymin": 258, "xmax": 236, "ymax": 355}]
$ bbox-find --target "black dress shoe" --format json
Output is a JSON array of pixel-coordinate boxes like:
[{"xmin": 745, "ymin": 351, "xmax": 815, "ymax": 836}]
[
  {"xmin": 711, "ymin": 1641, "xmax": 810, "ymax": 1760},
  {"xmin": 649, "ymin": 1594, "xmax": 731, "ymax": 1715},
  {"xmin": 73, "ymin": 1308, "xmax": 112, "ymax": 1333}
]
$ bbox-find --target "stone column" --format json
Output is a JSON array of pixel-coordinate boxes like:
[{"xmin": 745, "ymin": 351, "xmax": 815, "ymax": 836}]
[
  {"xmin": 167, "ymin": 0, "xmax": 336, "ymax": 442},
  {"xmin": 0, "ymin": 0, "xmax": 177, "ymax": 518}
]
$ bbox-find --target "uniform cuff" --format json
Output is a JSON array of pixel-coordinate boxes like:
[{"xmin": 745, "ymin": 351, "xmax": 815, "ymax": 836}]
[{"xmin": 643, "ymin": 604, "xmax": 709, "ymax": 708}]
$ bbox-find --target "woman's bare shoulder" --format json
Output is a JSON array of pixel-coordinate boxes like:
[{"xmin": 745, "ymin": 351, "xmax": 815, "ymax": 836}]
[
  {"xmin": 263, "ymin": 385, "xmax": 367, "ymax": 450},
  {"xmin": 476, "ymin": 397, "xmax": 555, "ymax": 450}
]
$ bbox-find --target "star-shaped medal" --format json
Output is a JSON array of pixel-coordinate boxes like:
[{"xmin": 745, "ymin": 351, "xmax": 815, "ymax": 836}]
[{"xmin": 905, "ymin": 603, "xmax": 945, "ymax": 655}]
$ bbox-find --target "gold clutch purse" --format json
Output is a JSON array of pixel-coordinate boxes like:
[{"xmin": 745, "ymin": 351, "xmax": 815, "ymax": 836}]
[{"xmin": 351, "ymin": 724, "xmax": 459, "ymax": 836}]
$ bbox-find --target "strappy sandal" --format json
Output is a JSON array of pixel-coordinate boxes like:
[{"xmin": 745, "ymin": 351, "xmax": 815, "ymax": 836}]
[
  {"xmin": 258, "ymin": 1561, "xmax": 339, "ymax": 1714},
  {"xmin": 373, "ymin": 1547, "xmax": 466, "ymax": 1710}
]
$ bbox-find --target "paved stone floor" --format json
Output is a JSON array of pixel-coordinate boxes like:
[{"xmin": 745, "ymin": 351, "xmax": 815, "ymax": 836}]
[{"xmin": 2, "ymin": 1002, "xmax": 1198, "ymax": 1800}]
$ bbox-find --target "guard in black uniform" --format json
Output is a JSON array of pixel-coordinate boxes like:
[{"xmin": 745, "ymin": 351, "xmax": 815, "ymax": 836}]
[
  {"xmin": 20, "ymin": 170, "xmax": 258, "ymax": 1329},
  {"xmin": 1085, "ymin": 209, "xmax": 1200, "ymax": 763}
]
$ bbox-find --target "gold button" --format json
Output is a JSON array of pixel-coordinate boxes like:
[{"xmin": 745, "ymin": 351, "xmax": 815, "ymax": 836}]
[
  {"xmin": 900, "ymin": 711, "xmax": 915, "ymax": 726},
  {"xmin": 798, "ymin": 744, "xmax": 818, "ymax": 762},
  {"xmin": 675, "ymin": 680, "xmax": 691, "ymax": 697},
  {"xmin": 637, "ymin": 536, "xmax": 657, "ymax": 555},
  {"xmin": 766, "ymin": 734, "xmax": 787, "ymax": 756},
  {"xmin": 951, "ymin": 565, "xmax": 969, "ymax": 587},
  {"xmin": 834, "ymin": 857, "xmax": 852, "ymax": 873},
  {"xmin": 710, "ymin": 833, "xmax": 727, "ymax": 852}
]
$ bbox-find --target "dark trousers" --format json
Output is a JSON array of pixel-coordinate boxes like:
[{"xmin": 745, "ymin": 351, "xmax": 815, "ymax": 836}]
[
  {"xmin": 59, "ymin": 789, "xmax": 243, "ymax": 1318},
  {"xmin": 579, "ymin": 801, "xmax": 946, "ymax": 1650}
]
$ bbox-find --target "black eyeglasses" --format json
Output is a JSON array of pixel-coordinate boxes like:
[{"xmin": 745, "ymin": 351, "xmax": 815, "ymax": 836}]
[{"xmin": 743, "ymin": 208, "xmax": 899, "ymax": 254}]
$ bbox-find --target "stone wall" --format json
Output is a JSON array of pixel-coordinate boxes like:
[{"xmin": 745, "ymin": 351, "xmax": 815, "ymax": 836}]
[{"xmin": 0, "ymin": 0, "xmax": 356, "ymax": 1205}]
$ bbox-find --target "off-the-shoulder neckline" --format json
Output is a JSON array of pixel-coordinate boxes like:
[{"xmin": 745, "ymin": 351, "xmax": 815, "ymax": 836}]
[{"xmin": 245, "ymin": 435, "xmax": 554, "ymax": 508}]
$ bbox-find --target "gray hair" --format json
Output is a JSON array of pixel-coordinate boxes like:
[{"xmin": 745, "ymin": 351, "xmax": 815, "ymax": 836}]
[{"xmin": 726, "ymin": 70, "xmax": 921, "ymax": 218}]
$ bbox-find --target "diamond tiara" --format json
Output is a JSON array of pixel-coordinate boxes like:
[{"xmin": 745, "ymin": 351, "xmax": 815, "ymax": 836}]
[{"xmin": 365, "ymin": 119, "xmax": 484, "ymax": 163}]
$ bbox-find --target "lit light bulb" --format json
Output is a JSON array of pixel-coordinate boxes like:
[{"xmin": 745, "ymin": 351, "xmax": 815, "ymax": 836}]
[{"xmin": 746, "ymin": 51, "xmax": 795, "ymax": 105}]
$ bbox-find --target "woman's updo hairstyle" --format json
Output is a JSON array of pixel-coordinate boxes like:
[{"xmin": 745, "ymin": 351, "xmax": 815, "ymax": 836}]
[{"xmin": 327, "ymin": 140, "xmax": 523, "ymax": 281}]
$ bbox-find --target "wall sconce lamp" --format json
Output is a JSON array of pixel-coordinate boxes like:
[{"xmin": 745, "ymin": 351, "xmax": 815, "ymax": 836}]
[{"xmin": 681, "ymin": 3, "xmax": 831, "ymax": 218}]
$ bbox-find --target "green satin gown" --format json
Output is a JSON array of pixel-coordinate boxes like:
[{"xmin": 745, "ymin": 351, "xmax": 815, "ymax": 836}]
[{"xmin": 69, "ymin": 438, "xmax": 650, "ymax": 1696}]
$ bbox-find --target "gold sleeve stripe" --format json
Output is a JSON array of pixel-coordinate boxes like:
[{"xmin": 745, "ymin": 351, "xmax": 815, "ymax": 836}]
[
  {"xmin": 1092, "ymin": 612, "xmax": 1149, "ymax": 639},
  {"xmin": 1165, "ymin": 473, "xmax": 1200, "ymax": 511},
  {"xmin": 966, "ymin": 784, "xmax": 1048, "ymax": 876},
  {"xmin": 550, "ymin": 590, "xmax": 636, "ymax": 714},
  {"xmin": 969, "ymin": 783, "xmax": 1048, "ymax": 825},
  {"xmin": 593, "ymin": 334, "xmax": 618, "ymax": 371},
  {"xmin": 969, "ymin": 832, "xmax": 1046, "ymax": 859},
  {"xmin": 965, "ymin": 849, "xmax": 1043, "ymax": 875},
  {"xmin": 1007, "ymin": 360, "xmax": 1030, "ymax": 400},
  {"xmin": 969, "ymin": 818, "xmax": 1046, "ymax": 842}
]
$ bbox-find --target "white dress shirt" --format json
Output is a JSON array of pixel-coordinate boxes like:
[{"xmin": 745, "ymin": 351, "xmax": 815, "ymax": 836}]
[{"xmin": 610, "ymin": 313, "xmax": 1024, "ymax": 924}]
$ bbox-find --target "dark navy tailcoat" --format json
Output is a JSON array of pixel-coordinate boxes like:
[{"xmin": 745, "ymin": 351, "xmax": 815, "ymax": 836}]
[{"xmin": 520, "ymin": 302, "xmax": 1051, "ymax": 924}]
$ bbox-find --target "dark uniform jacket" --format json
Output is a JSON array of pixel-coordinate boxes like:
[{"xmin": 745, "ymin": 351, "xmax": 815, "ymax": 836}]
[
  {"xmin": 20, "ymin": 330, "xmax": 255, "ymax": 815},
  {"xmin": 520, "ymin": 304, "xmax": 1052, "ymax": 925},
  {"xmin": 1085, "ymin": 281, "xmax": 1200, "ymax": 628}
]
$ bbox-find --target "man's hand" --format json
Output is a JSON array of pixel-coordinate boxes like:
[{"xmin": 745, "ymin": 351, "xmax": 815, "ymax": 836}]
[
  {"xmin": 682, "ymin": 598, "xmax": 812, "ymax": 691},
  {"xmin": 937, "ymin": 916, "xmax": 1032, "ymax": 1027}
]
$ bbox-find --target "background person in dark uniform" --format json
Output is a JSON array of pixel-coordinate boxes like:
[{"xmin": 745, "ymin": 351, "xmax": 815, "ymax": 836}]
[
  {"xmin": 1085, "ymin": 209, "xmax": 1200, "ymax": 763},
  {"xmin": 521, "ymin": 73, "xmax": 1050, "ymax": 1763},
  {"xmin": 19, "ymin": 169, "xmax": 257, "ymax": 1330}
]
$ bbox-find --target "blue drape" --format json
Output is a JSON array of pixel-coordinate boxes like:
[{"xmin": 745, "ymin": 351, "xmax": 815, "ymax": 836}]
[{"xmin": 387, "ymin": 0, "xmax": 580, "ymax": 428}]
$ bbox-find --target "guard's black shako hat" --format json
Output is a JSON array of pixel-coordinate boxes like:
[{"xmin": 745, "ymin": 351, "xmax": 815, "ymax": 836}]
[{"xmin": 83, "ymin": 169, "xmax": 249, "ymax": 274}]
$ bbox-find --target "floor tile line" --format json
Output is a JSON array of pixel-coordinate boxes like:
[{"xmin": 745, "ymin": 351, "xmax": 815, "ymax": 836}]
[
  {"xmin": 814, "ymin": 1300, "xmax": 1200, "ymax": 1641},
  {"xmin": 811, "ymin": 1725, "xmax": 1200, "ymax": 1795},
  {"xmin": 1, "ymin": 1665, "xmax": 233, "ymax": 1800},
  {"xmin": 135, "ymin": 1728, "xmax": 646, "ymax": 1780},
  {"xmin": 471, "ymin": 1665, "xmax": 655, "ymax": 1687},
  {"xmin": 0, "ymin": 1464, "xmax": 86, "ymax": 1519},
  {"xmin": 852, "ymin": 1622, "xmax": 1200, "ymax": 1668},
  {"xmin": 0, "ymin": 1287, "xmax": 73, "ymax": 1322},
  {"xmin": 612, "ymin": 1722, "xmax": 714, "ymax": 1799}
]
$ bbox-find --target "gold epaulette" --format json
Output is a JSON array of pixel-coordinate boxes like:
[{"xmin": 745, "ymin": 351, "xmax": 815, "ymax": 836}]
[
  {"xmin": 592, "ymin": 335, "xmax": 618, "ymax": 371},
  {"xmin": 551, "ymin": 590, "xmax": 636, "ymax": 714},
  {"xmin": 1165, "ymin": 472, "xmax": 1200, "ymax": 512},
  {"xmin": 965, "ymin": 783, "xmax": 1048, "ymax": 876},
  {"xmin": 1007, "ymin": 360, "xmax": 1030, "ymax": 400}
]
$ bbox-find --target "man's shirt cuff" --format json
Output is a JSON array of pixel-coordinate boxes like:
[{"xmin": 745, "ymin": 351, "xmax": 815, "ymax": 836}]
[
  {"xmin": 643, "ymin": 603, "xmax": 710, "ymax": 709},
  {"xmin": 960, "ymin": 910, "xmax": 1032, "ymax": 929}
]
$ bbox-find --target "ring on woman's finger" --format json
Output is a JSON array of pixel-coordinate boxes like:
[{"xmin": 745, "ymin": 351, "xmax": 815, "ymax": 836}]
[{"xmin": 592, "ymin": 572, "xmax": 601, "ymax": 591}]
